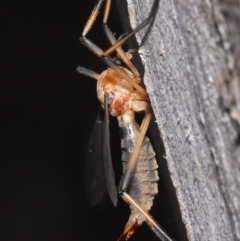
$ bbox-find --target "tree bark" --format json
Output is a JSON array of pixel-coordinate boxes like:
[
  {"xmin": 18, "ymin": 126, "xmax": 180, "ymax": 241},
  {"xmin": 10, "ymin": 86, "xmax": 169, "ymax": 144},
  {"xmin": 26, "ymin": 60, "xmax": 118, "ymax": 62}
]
[{"xmin": 126, "ymin": 0, "xmax": 240, "ymax": 240}]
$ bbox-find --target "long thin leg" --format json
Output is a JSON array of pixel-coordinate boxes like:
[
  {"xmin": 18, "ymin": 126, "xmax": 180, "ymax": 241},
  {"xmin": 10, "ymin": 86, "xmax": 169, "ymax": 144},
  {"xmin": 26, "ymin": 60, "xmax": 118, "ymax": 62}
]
[
  {"xmin": 102, "ymin": 0, "xmax": 140, "ymax": 78},
  {"xmin": 104, "ymin": 0, "xmax": 160, "ymax": 55},
  {"xmin": 82, "ymin": 0, "xmax": 110, "ymax": 37},
  {"xmin": 76, "ymin": 66, "xmax": 100, "ymax": 80},
  {"xmin": 103, "ymin": 0, "xmax": 111, "ymax": 23},
  {"xmin": 102, "ymin": 0, "xmax": 160, "ymax": 78},
  {"xmin": 82, "ymin": 0, "xmax": 105, "ymax": 37},
  {"xmin": 103, "ymin": 24, "xmax": 140, "ymax": 78},
  {"xmin": 82, "ymin": 0, "xmax": 140, "ymax": 77},
  {"xmin": 139, "ymin": 0, "xmax": 160, "ymax": 48},
  {"xmin": 122, "ymin": 193, "xmax": 174, "ymax": 241}
]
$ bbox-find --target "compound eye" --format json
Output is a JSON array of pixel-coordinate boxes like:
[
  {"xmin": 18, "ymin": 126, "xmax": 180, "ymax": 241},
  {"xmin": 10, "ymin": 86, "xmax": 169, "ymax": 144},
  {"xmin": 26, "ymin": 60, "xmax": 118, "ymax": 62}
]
[{"xmin": 114, "ymin": 58, "xmax": 123, "ymax": 66}]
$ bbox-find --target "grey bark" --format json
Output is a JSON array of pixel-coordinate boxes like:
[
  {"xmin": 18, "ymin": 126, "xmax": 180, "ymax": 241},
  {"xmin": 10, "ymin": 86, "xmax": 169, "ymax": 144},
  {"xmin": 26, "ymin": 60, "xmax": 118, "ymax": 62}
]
[{"xmin": 126, "ymin": 0, "xmax": 240, "ymax": 240}]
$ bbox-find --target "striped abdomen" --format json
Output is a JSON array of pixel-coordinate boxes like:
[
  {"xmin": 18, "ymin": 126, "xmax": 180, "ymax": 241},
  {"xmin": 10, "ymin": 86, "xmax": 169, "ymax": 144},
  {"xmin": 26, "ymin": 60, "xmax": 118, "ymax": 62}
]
[{"xmin": 119, "ymin": 118, "xmax": 159, "ymax": 225}]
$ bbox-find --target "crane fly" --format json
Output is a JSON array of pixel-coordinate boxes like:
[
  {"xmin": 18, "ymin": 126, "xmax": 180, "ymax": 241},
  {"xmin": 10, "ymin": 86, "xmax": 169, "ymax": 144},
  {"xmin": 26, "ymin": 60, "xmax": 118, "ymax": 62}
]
[{"xmin": 77, "ymin": 0, "xmax": 173, "ymax": 240}]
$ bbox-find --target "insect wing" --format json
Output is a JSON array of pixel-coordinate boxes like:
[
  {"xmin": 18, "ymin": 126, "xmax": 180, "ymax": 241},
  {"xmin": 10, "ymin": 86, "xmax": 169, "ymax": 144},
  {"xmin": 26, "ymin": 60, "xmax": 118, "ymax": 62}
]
[
  {"xmin": 103, "ymin": 96, "xmax": 118, "ymax": 206},
  {"xmin": 85, "ymin": 104, "xmax": 118, "ymax": 207},
  {"xmin": 84, "ymin": 109, "xmax": 106, "ymax": 206}
]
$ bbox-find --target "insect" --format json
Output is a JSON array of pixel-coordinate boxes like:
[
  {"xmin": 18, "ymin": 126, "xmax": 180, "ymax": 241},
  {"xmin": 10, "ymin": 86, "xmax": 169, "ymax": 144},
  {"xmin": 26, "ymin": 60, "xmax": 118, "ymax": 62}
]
[{"xmin": 77, "ymin": 0, "xmax": 173, "ymax": 240}]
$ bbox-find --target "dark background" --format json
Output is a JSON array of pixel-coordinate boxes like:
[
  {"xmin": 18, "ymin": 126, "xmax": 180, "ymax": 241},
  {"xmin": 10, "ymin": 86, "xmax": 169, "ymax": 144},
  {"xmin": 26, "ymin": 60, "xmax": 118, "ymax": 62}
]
[{"xmin": 1, "ymin": 1, "xmax": 186, "ymax": 241}]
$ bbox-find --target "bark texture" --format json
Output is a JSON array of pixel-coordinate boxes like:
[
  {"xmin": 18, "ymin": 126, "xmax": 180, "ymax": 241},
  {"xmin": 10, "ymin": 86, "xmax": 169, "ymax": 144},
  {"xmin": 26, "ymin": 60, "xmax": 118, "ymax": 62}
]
[{"xmin": 126, "ymin": 0, "xmax": 240, "ymax": 240}]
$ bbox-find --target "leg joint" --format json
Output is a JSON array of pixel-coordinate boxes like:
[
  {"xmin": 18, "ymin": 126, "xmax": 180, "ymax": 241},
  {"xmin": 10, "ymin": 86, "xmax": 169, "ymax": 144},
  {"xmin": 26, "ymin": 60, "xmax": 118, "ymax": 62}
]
[{"xmin": 80, "ymin": 36, "xmax": 104, "ymax": 57}]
